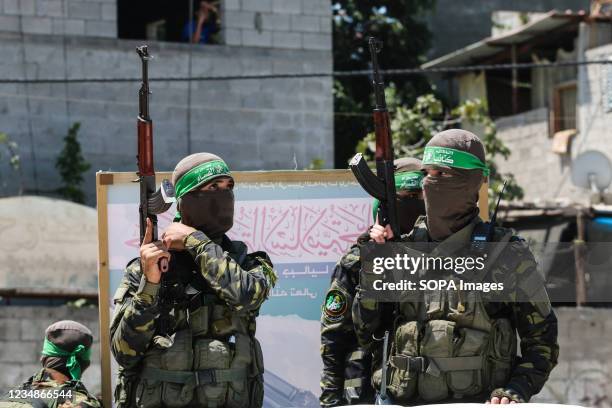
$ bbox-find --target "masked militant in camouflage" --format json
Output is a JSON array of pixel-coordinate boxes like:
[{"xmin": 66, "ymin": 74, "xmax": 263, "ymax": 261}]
[
  {"xmin": 319, "ymin": 157, "xmax": 426, "ymax": 407},
  {"xmin": 353, "ymin": 129, "xmax": 559, "ymax": 404},
  {"xmin": 110, "ymin": 153, "xmax": 276, "ymax": 408},
  {"xmin": 0, "ymin": 320, "xmax": 101, "ymax": 408}
]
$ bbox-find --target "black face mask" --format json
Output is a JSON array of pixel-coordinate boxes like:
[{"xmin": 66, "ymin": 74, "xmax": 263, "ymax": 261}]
[
  {"xmin": 397, "ymin": 196, "xmax": 426, "ymax": 234},
  {"xmin": 179, "ymin": 189, "xmax": 235, "ymax": 240}
]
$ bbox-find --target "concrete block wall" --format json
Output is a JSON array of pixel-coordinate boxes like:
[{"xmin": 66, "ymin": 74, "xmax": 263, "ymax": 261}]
[
  {"xmin": 494, "ymin": 108, "xmax": 584, "ymax": 205},
  {"xmin": 223, "ymin": 0, "xmax": 331, "ymax": 50},
  {"xmin": 0, "ymin": 0, "xmax": 117, "ymax": 37},
  {"xmin": 0, "ymin": 306, "xmax": 101, "ymax": 397},
  {"xmin": 495, "ymin": 43, "xmax": 612, "ymax": 205},
  {"xmin": 0, "ymin": 33, "xmax": 333, "ymax": 203}
]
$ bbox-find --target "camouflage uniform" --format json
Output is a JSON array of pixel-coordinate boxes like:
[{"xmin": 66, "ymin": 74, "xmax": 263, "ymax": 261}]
[
  {"xmin": 319, "ymin": 232, "xmax": 374, "ymax": 407},
  {"xmin": 110, "ymin": 233, "xmax": 274, "ymax": 407},
  {"xmin": 353, "ymin": 216, "xmax": 559, "ymax": 403},
  {"xmin": 0, "ymin": 369, "xmax": 101, "ymax": 408},
  {"xmin": 320, "ymin": 157, "xmax": 426, "ymax": 407}
]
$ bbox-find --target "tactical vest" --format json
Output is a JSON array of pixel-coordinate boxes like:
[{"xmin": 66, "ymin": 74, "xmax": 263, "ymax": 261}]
[
  {"xmin": 117, "ymin": 243, "xmax": 266, "ymax": 408},
  {"xmin": 372, "ymin": 218, "xmax": 517, "ymax": 404}
]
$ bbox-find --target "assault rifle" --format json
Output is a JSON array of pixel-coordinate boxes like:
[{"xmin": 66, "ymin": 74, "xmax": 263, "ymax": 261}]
[
  {"xmin": 136, "ymin": 45, "xmax": 175, "ymax": 271},
  {"xmin": 349, "ymin": 37, "xmax": 400, "ymax": 239}
]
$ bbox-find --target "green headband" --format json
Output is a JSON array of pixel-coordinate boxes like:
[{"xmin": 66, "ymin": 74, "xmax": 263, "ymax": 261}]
[
  {"xmin": 372, "ymin": 171, "xmax": 423, "ymax": 221},
  {"xmin": 174, "ymin": 160, "xmax": 232, "ymax": 199},
  {"xmin": 174, "ymin": 160, "xmax": 232, "ymax": 220},
  {"xmin": 42, "ymin": 338, "xmax": 91, "ymax": 380},
  {"xmin": 422, "ymin": 146, "xmax": 489, "ymax": 176}
]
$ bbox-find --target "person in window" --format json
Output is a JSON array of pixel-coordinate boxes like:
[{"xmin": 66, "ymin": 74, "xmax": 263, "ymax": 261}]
[{"xmin": 182, "ymin": 1, "xmax": 219, "ymax": 44}]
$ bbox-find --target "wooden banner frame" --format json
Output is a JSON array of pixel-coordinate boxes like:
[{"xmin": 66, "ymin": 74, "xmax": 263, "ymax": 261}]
[{"xmin": 96, "ymin": 170, "xmax": 488, "ymax": 407}]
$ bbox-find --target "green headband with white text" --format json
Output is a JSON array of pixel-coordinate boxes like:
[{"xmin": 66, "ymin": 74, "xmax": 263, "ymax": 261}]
[
  {"xmin": 174, "ymin": 159, "xmax": 232, "ymax": 200},
  {"xmin": 173, "ymin": 159, "xmax": 232, "ymax": 220},
  {"xmin": 372, "ymin": 171, "xmax": 423, "ymax": 221},
  {"xmin": 422, "ymin": 146, "xmax": 489, "ymax": 176}
]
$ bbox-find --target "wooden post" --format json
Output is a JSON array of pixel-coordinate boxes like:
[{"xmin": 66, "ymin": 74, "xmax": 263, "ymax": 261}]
[
  {"xmin": 96, "ymin": 172, "xmax": 112, "ymax": 408},
  {"xmin": 574, "ymin": 207, "xmax": 587, "ymax": 306},
  {"xmin": 478, "ymin": 181, "xmax": 489, "ymax": 221}
]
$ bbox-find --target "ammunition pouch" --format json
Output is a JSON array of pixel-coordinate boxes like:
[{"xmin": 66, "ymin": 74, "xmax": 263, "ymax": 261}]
[
  {"xmin": 383, "ymin": 298, "xmax": 515, "ymax": 404},
  {"xmin": 133, "ymin": 318, "xmax": 263, "ymax": 408}
]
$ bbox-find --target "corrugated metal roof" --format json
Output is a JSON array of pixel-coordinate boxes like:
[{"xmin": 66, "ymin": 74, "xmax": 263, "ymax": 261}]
[{"xmin": 422, "ymin": 10, "xmax": 585, "ymax": 69}]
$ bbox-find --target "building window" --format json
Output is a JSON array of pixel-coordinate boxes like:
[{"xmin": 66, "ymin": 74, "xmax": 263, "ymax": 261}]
[
  {"xmin": 118, "ymin": 0, "xmax": 222, "ymax": 45},
  {"xmin": 551, "ymin": 81, "xmax": 577, "ymax": 134}
]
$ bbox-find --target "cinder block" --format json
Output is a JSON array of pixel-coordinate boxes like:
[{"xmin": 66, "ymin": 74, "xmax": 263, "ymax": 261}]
[
  {"xmin": 3, "ymin": 0, "xmax": 20, "ymax": 15},
  {"xmin": 302, "ymin": 0, "xmax": 330, "ymax": 16},
  {"xmin": 21, "ymin": 319, "xmax": 53, "ymax": 341},
  {"xmin": 272, "ymin": 31, "xmax": 301, "ymax": 48},
  {"xmin": 101, "ymin": 2, "xmax": 116, "ymax": 21},
  {"xmin": 242, "ymin": 0, "xmax": 272, "ymax": 13},
  {"xmin": 64, "ymin": 18, "xmax": 85, "ymax": 35},
  {"xmin": 0, "ymin": 319, "xmax": 21, "ymax": 340},
  {"xmin": 224, "ymin": 28, "xmax": 242, "ymax": 45},
  {"xmin": 67, "ymin": 0, "xmax": 99, "ymax": 20},
  {"xmin": 0, "ymin": 15, "xmax": 20, "ymax": 31},
  {"xmin": 85, "ymin": 19, "xmax": 116, "ymax": 37},
  {"xmin": 36, "ymin": 0, "xmax": 62, "ymax": 17},
  {"xmin": 0, "ymin": 341, "xmax": 38, "ymax": 363},
  {"xmin": 301, "ymin": 32, "xmax": 331, "ymax": 50},
  {"xmin": 261, "ymin": 13, "xmax": 290, "ymax": 31},
  {"xmin": 224, "ymin": 0, "xmax": 240, "ymax": 11},
  {"xmin": 290, "ymin": 15, "xmax": 320, "ymax": 32},
  {"xmin": 272, "ymin": 0, "xmax": 301, "ymax": 14},
  {"xmin": 241, "ymin": 29, "xmax": 272, "ymax": 47},
  {"xmin": 21, "ymin": 16, "xmax": 52, "ymax": 34},
  {"xmin": 20, "ymin": 0, "xmax": 36, "ymax": 15},
  {"xmin": 320, "ymin": 16, "xmax": 331, "ymax": 33},
  {"xmin": 0, "ymin": 363, "xmax": 22, "ymax": 389},
  {"xmin": 225, "ymin": 11, "xmax": 255, "ymax": 30}
]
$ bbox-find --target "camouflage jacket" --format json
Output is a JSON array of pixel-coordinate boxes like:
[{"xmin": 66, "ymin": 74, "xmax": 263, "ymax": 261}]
[
  {"xmin": 352, "ymin": 217, "xmax": 559, "ymax": 402},
  {"xmin": 0, "ymin": 368, "xmax": 101, "ymax": 408},
  {"xmin": 110, "ymin": 232, "xmax": 274, "ymax": 402},
  {"xmin": 320, "ymin": 231, "xmax": 374, "ymax": 407}
]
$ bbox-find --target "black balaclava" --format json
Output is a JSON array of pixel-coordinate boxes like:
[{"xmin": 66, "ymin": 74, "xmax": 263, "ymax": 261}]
[
  {"xmin": 394, "ymin": 157, "xmax": 426, "ymax": 234},
  {"xmin": 421, "ymin": 129, "xmax": 486, "ymax": 241}
]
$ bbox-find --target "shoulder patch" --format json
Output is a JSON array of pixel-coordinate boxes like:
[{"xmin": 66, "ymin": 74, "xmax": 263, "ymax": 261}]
[{"xmin": 323, "ymin": 289, "xmax": 348, "ymax": 322}]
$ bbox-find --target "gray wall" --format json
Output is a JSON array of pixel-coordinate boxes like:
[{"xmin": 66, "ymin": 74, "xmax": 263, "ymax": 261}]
[
  {"xmin": 0, "ymin": 0, "xmax": 333, "ymax": 204},
  {"xmin": 494, "ymin": 42, "xmax": 612, "ymax": 204},
  {"xmin": 1, "ymin": 305, "xmax": 610, "ymax": 405}
]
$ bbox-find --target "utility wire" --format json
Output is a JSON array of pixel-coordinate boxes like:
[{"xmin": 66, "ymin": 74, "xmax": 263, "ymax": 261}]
[{"xmin": 0, "ymin": 59, "xmax": 611, "ymax": 84}]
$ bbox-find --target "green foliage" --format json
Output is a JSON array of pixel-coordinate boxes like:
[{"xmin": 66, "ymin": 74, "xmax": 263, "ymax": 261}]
[
  {"xmin": 356, "ymin": 93, "xmax": 524, "ymax": 209},
  {"xmin": 55, "ymin": 122, "xmax": 91, "ymax": 204},
  {"xmin": 0, "ymin": 132, "xmax": 20, "ymax": 170},
  {"xmin": 307, "ymin": 157, "xmax": 325, "ymax": 170},
  {"xmin": 333, "ymin": 0, "xmax": 435, "ymax": 166},
  {"xmin": 0, "ymin": 132, "xmax": 21, "ymax": 195}
]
